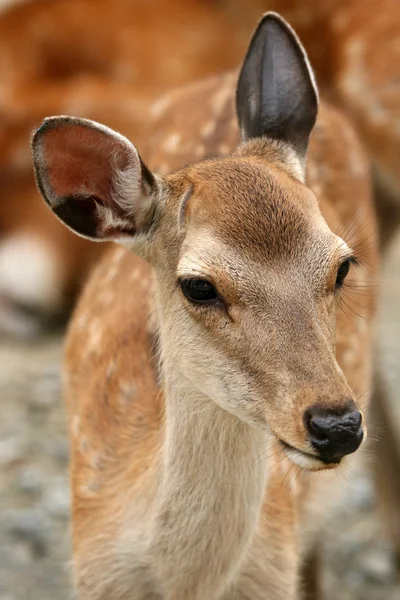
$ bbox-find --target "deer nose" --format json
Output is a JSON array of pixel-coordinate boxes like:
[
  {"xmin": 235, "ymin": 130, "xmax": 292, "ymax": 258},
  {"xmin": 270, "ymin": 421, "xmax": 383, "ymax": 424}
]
[{"xmin": 304, "ymin": 402, "xmax": 363, "ymax": 462}]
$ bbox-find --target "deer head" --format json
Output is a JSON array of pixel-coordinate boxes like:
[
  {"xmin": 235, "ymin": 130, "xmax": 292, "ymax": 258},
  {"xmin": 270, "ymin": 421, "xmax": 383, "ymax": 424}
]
[{"xmin": 31, "ymin": 13, "xmax": 364, "ymax": 471}]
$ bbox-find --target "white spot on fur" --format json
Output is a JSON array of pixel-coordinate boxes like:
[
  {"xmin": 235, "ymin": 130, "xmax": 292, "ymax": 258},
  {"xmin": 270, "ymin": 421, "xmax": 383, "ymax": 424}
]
[
  {"xmin": 71, "ymin": 416, "xmax": 80, "ymax": 438},
  {"xmin": 108, "ymin": 247, "xmax": 126, "ymax": 268},
  {"xmin": 130, "ymin": 269, "xmax": 139, "ymax": 281},
  {"xmin": 150, "ymin": 95, "xmax": 172, "ymax": 118},
  {"xmin": 200, "ymin": 121, "xmax": 215, "ymax": 139},
  {"xmin": 163, "ymin": 133, "xmax": 181, "ymax": 153},
  {"xmin": 87, "ymin": 319, "xmax": 104, "ymax": 354},
  {"xmin": 212, "ymin": 86, "xmax": 231, "ymax": 115},
  {"xmin": 104, "ymin": 264, "xmax": 118, "ymax": 282},
  {"xmin": 342, "ymin": 348, "xmax": 355, "ymax": 367}
]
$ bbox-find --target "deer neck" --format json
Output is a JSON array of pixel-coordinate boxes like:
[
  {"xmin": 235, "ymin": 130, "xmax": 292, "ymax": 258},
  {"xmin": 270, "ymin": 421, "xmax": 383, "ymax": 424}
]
[
  {"xmin": 161, "ymin": 369, "xmax": 269, "ymax": 490},
  {"xmin": 150, "ymin": 348, "xmax": 270, "ymax": 597}
]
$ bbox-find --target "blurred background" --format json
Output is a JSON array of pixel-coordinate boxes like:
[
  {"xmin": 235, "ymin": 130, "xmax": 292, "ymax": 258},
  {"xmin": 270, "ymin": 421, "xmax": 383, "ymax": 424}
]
[{"xmin": 0, "ymin": 0, "xmax": 399, "ymax": 598}]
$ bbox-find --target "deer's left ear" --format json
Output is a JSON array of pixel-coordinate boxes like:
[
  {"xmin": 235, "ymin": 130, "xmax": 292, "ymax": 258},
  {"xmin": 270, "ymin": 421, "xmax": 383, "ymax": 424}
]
[
  {"xmin": 236, "ymin": 12, "xmax": 318, "ymax": 167},
  {"xmin": 31, "ymin": 116, "xmax": 159, "ymax": 242}
]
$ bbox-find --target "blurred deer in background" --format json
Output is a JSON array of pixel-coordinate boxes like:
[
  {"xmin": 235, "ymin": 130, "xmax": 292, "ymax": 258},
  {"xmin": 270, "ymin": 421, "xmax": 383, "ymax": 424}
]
[{"xmin": 31, "ymin": 13, "xmax": 384, "ymax": 599}]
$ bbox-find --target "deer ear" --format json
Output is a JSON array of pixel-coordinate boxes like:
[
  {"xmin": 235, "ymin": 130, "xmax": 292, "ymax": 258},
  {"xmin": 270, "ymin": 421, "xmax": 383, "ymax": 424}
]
[
  {"xmin": 236, "ymin": 12, "xmax": 318, "ymax": 164},
  {"xmin": 31, "ymin": 117, "xmax": 158, "ymax": 242}
]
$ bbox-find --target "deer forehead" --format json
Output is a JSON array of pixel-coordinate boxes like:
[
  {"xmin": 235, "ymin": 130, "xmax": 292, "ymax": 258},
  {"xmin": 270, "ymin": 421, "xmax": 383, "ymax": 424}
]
[{"xmin": 176, "ymin": 158, "xmax": 334, "ymax": 264}]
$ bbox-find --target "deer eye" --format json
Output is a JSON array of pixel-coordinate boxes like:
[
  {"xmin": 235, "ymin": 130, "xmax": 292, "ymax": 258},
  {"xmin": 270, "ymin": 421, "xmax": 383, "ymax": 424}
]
[
  {"xmin": 335, "ymin": 259, "xmax": 352, "ymax": 289},
  {"xmin": 179, "ymin": 278, "xmax": 218, "ymax": 305}
]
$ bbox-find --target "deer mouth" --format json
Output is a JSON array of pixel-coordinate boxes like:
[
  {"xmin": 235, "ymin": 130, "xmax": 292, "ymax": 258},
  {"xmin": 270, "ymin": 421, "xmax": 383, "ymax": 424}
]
[{"xmin": 279, "ymin": 440, "xmax": 342, "ymax": 471}]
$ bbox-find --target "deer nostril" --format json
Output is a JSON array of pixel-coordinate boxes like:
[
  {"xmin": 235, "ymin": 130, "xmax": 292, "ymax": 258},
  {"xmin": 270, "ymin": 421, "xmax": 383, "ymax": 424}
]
[
  {"xmin": 304, "ymin": 402, "xmax": 364, "ymax": 461},
  {"xmin": 306, "ymin": 412, "xmax": 329, "ymax": 442}
]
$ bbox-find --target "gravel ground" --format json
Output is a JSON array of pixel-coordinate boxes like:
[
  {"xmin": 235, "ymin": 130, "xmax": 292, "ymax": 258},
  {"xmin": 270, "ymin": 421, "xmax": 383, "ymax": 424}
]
[{"xmin": 1, "ymin": 235, "xmax": 400, "ymax": 600}]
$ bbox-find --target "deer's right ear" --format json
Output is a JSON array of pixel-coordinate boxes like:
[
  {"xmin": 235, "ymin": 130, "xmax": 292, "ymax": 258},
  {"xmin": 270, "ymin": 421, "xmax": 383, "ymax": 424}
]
[{"xmin": 31, "ymin": 117, "xmax": 159, "ymax": 242}]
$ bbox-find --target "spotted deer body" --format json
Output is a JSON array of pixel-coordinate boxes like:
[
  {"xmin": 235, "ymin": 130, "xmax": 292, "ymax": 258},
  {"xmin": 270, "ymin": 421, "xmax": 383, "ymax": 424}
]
[{"xmin": 31, "ymin": 14, "xmax": 378, "ymax": 600}]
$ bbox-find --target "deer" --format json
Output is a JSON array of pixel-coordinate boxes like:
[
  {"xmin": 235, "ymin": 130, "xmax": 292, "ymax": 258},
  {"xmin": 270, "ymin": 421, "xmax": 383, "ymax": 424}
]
[{"xmin": 31, "ymin": 12, "xmax": 380, "ymax": 600}]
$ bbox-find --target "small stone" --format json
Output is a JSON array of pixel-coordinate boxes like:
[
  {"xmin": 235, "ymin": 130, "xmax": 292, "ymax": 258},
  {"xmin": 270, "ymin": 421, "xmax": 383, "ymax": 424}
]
[
  {"xmin": 29, "ymin": 370, "xmax": 61, "ymax": 412},
  {"xmin": 361, "ymin": 548, "xmax": 397, "ymax": 584},
  {"xmin": 9, "ymin": 540, "xmax": 33, "ymax": 566},
  {"xmin": 50, "ymin": 438, "xmax": 69, "ymax": 465},
  {"xmin": 346, "ymin": 475, "xmax": 375, "ymax": 511},
  {"xmin": 43, "ymin": 481, "xmax": 70, "ymax": 520},
  {"xmin": 8, "ymin": 509, "xmax": 50, "ymax": 558},
  {"xmin": 0, "ymin": 436, "xmax": 23, "ymax": 466},
  {"xmin": 344, "ymin": 569, "xmax": 365, "ymax": 589},
  {"xmin": 17, "ymin": 467, "xmax": 44, "ymax": 496}
]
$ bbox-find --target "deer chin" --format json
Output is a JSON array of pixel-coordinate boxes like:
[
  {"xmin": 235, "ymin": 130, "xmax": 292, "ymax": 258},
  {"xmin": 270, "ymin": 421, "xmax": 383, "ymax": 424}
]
[{"xmin": 279, "ymin": 440, "xmax": 342, "ymax": 472}]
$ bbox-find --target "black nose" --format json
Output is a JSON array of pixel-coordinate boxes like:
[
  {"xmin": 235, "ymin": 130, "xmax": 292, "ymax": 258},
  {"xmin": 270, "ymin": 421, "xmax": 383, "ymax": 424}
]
[{"xmin": 304, "ymin": 402, "xmax": 363, "ymax": 462}]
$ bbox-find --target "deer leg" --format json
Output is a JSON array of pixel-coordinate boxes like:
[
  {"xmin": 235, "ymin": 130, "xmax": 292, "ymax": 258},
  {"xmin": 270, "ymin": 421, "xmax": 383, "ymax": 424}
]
[{"xmin": 369, "ymin": 369, "xmax": 400, "ymax": 565}]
